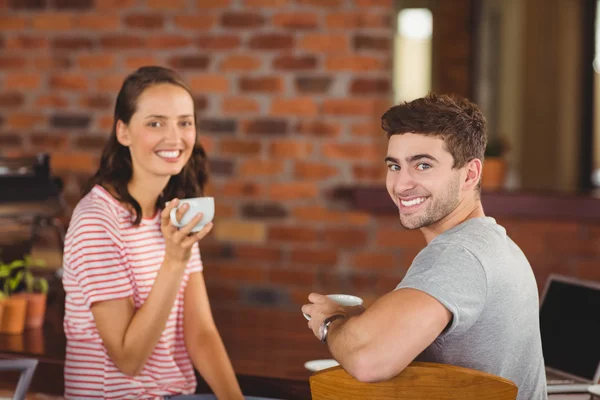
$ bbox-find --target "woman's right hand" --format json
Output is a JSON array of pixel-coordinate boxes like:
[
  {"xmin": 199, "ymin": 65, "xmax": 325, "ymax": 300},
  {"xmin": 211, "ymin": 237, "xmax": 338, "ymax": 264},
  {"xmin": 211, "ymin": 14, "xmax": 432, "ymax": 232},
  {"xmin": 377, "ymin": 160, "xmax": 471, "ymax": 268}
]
[{"xmin": 161, "ymin": 198, "xmax": 214, "ymax": 265}]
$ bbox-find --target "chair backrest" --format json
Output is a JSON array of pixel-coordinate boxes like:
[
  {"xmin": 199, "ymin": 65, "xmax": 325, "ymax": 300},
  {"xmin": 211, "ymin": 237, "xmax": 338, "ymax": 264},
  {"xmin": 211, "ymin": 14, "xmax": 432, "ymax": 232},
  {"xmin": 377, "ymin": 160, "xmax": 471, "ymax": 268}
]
[
  {"xmin": 309, "ymin": 362, "xmax": 518, "ymax": 400},
  {"xmin": 0, "ymin": 358, "xmax": 38, "ymax": 400}
]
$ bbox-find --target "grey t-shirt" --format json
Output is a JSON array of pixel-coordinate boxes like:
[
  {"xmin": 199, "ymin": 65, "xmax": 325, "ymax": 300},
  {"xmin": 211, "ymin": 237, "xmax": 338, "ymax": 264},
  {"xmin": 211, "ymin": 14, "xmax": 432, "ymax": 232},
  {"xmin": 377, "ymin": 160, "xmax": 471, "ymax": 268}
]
[{"xmin": 396, "ymin": 217, "xmax": 547, "ymax": 400}]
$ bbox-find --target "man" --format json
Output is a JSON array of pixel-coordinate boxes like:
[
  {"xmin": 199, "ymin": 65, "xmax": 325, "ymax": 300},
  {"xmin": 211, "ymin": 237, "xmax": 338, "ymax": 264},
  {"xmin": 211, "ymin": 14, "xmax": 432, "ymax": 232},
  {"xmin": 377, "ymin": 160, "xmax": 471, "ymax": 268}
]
[{"xmin": 302, "ymin": 93, "xmax": 547, "ymax": 400}]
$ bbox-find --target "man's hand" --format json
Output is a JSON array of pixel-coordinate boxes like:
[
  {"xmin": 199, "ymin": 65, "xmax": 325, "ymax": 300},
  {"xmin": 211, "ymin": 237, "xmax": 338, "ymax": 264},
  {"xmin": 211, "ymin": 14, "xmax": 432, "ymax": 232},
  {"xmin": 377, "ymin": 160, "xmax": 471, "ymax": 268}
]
[{"xmin": 301, "ymin": 293, "xmax": 364, "ymax": 340}]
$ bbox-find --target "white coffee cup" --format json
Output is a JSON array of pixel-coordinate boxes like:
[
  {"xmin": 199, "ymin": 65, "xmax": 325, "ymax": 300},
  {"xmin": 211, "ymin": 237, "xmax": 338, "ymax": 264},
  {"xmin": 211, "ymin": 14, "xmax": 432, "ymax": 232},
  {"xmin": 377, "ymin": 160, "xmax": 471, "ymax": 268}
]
[
  {"xmin": 303, "ymin": 294, "xmax": 363, "ymax": 321},
  {"xmin": 169, "ymin": 197, "xmax": 215, "ymax": 233}
]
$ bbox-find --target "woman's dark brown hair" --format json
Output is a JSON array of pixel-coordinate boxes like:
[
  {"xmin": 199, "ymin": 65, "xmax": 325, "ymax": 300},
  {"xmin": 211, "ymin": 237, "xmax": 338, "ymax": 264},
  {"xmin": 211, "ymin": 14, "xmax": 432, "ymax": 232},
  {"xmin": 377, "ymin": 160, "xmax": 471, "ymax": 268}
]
[
  {"xmin": 83, "ymin": 66, "xmax": 208, "ymax": 225},
  {"xmin": 381, "ymin": 93, "xmax": 488, "ymax": 169}
]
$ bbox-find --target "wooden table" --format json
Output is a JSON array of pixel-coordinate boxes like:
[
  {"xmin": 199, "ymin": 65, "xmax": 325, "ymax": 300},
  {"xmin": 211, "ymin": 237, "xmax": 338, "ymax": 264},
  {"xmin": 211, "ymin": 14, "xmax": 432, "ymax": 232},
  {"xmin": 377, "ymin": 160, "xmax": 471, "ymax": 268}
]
[{"xmin": 0, "ymin": 301, "xmax": 330, "ymax": 399}]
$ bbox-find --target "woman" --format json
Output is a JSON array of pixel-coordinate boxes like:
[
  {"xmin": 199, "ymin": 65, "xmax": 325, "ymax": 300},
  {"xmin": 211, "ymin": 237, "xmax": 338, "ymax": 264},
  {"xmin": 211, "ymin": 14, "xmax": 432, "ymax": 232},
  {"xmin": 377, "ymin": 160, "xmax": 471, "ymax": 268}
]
[{"xmin": 62, "ymin": 66, "xmax": 243, "ymax": 399}]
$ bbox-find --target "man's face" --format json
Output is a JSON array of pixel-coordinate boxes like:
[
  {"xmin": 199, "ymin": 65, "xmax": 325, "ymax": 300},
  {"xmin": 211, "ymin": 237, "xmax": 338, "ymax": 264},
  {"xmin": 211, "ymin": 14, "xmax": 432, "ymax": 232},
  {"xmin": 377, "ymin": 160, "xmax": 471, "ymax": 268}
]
[{"xmin": 385, "ymin": 133, "xmax": 464, "ymax": 230}]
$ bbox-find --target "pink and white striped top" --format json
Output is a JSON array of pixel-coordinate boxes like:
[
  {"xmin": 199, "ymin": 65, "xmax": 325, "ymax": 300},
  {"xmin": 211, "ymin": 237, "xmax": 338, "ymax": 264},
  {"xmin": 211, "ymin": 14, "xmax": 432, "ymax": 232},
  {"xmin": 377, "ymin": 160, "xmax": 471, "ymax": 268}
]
[{"xmin": 62, "ymin": 185, "xmax": 203, "ymax": 399}]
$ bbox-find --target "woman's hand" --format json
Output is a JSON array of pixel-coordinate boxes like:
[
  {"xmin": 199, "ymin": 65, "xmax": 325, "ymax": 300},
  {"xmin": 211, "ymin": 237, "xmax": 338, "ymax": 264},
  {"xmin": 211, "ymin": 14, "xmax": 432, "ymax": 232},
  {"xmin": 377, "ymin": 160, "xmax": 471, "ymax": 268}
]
[{"xmin": 161, "ymin": 198, "xmax": 213, "ymax": 265}]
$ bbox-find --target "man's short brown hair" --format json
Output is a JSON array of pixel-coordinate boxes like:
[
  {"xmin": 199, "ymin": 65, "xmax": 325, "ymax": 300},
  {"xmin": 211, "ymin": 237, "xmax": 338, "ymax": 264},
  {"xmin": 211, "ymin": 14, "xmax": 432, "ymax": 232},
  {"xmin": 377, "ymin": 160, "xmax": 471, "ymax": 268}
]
[{"xmin": 381, "ymin": 93, "xmax": 488, "ymax": 169}]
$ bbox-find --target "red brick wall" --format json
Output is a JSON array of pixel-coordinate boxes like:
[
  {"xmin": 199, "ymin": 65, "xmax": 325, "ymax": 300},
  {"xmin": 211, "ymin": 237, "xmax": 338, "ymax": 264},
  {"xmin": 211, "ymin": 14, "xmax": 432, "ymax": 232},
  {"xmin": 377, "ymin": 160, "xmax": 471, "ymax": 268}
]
[{"xmin": 3, "ymin": 1, "xmax": 596, "ymax": 311}]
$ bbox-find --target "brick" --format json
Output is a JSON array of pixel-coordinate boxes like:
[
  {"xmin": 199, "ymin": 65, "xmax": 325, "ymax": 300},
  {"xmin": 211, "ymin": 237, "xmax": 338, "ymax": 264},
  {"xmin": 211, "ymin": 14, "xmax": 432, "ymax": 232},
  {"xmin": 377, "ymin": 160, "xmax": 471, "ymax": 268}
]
[
  {"xmin": 0, "ymin": 16, "xmax": 27, "ymax": 30},
  {"xmin": 77, "ymin": 54, "xmax": 115, "ymax": 69},
  {"xmin": 296, "ymin": 0, "xmax": 342, "ymax": 6},
  {"xmin": 0, "ymin": 56, "xmax": 27, "ymax": 69},
  {"xmin": 36, "ymin": 95, "xmax": 69, "ymax": 108},
  {"xmin": 79, "ymin": 94, "xmax": 113, "ymax": 109},
  {"xmin": 352, "ymin": 251, "xmax": 396, "ymax": 270},
  {"xmin": 239, "ymin": 159, "xmax": 284, "ymax": 177},
  {"xmin": 52, "ymin": 36, "xmax": 94, "ymax": 50},
  {"xmin": 269, "ymin": 182, "xmax": 318, "ymax": 200},
  {"xmin": 290, "ymin": 249, "xmax": 337, "ymax": 265},
  {"xmin": 52, "ymin": 0, "xmax": 93, "ymax": 9},
  {"xmin": 206, "ymin": 284, "xmax": 239, "ymax": 304},
  {"xmin": 197, "ymin": 135, "xmax": 213, "ymax": 152},
  {"xmin": 50, "ymin": 114, "xmax": 91, "ymax": 129},
  {"xmin": 350, "ymin": 78, "xmax": 390, "ymax": 94},
  {"xmin": 222, "ymin": 182, "xmax": 263, "ymax": 198},
  {"xmin": 0, "ymin": 92, "xmax": 24, "ymax": 108},
  {"xmin": 146, "ymin": 35, "xmax": 192, "ymax": 49},
  {"xmin": 269, "ymin": 140, "xmax": 313, "ymax": 159},
  {"xmin": 241, "ymin": 77, "xmax": 283, "ymax": 94},
  {"xmin": 295, "ymin": 120, "xmax": 340, "ymax": 137},
  {"xmin": 96, "ymin": 75, "xmax": 126, "ymax": 91},
  {"xmin": 4, "ymin": 73, "xmax": 40, "ymax": 89},
  {"xmin": 273, "ymin": 55, "xmax": 318, "ymax": 70},
  {"xmin": 241, "ymin": 203, "xmax": 288, "ymax": 219},
  {"xmin": 325, "ymin": 12, "xmax": 389, "ymax": 29},
  {"xmin": 195, "ymin": 95, "xmax": 209, "ymax": 113},
  {"xmin": 270, "ymin": 269, "xmax": 316, "ymax": 287},
  {"xmin": 173, "ymin": 15, "xmax": 216, "ymax": 30},
  {"xmin": 94, "ymin": 0, "xmax": 139, "ymax": 8},
  {"xmin": 354, "ymin": 35, "xmax": 391, "ymax": 51},
  {"xmin": 51, "ymin": 152, "xmax": 98, "ymax": 173},
  {"xmin": 300, "ymin": 34, "xmax": 348, "ymax": 53},
  {"xmin": 75, "ymin": 15, "xmax": 119, "ymax": 30},
  {"xmin": 167, "ymin": 55, "xmax": 209, "ymax": 70},
  {"xmin": 196, "ymin": 0, "xmax": 231, "ymax": 7},
  {"xmin": 5, "ymin": 35, "xmax": 48, "ymax": 49},
  {"xmin": 220, "ymin": 138, "xmax": 261, "ymax": 156},
  {"xmin": 98, "ymin": 114, "xmax": 114, "ymax": 130},
  {"xmin": 34, "ymin": 55, "xmax": 72, "ymax": 69},
  {"xmin": 376, "ymin": 228, "xmax": 426, "ymax": 248},
  {"xmin": 293, "ymin": 206, "xmax": 370, "ymax": 225},
  {"xmin": 267, "ymin": 225, "xmax": 319, "ymax": 243},
  {"xmin": 241, "ymin": 287, "xmax": 289, "ymax": 307},
  {"xmin": 235, "ymin": 245, "xmax": 281, "ymax": 262},
  {"xmin": 124, "ymin": 56, "xmax": 159, "ymax": 69},
  {"xmin": 30, "ymin": 133, "xmax": 69, "ymax": 151},
  {"xmin": 146, "ymin": 0, "xmax": 187, "ymax": 8},
  {"xmin": 189, "ymin": 74, "xmax": 229, "ymax": 93},
  {"xmin": 32, "ymin": 14, "xmax": 72, "ymax": 30},
  {"xmin": 323, "ymin": 99, "xmax": 378, "ymax": 116},
  {"xmin": 214, "ymin": 220, "xmax": 266, "ymax": 243},
  {"xmin": 323, "ymin": 228, "xmax": 369, "ymax": 248},
  {"xmin": 214, "ymin": 263, "xmax": 268, "ymax": 283},
  {"xmin": 243, "ymin": 0, "xmax": 288, "ymax": 5},
  {"xmin": 9, "ymin": 0, "xmax": 45, "ymax": 9},
  {"xmin": 0, "ymin": 133, "xmax": 22, "ymax": 147},
  {"xmin": 221, "ymin": 55, "xmax": 262, "ymax": 71},
  {"xmin": 221, "ymin": 11, "xmax": 265, "ymax": 28},
  {"xmin": 322, "ymin": 142, "xmax": 381, "ymax": 161},
  {"xmin": 100, "ymin": 35, "xmax": 144, "ymax": 49},
  {"xmin": 198, "ymin": 118, "xmax": 237, "ymax": 134},
  {"xmin": 273, "ymin": 12, "xmax": 318, "ymax": 29},
  {"xmin": 49, "ymin": 74, "xmax": 88, "ymax": 90},
  {"xmin": 124, "ymin": 13, "xmax": 164, "ymax": 29},
  {"xmin": 326, "ymin": 55, "xmax": 385, "ymax": 71},
  {"xmin": 271, "ymin": 98, "xmax": 318, "ymax": 116},
  {"xmin": 352, "ymin": 120, "xmax": 382, "ymax": 137},
  {"xmin": 353, "ymin": 164, "xmax": 385, "ymax": 181},
  {"xmin": 222, "ymin": 97, "xmax": 260, "ymax": 114},
  {"xmin": 196, "ymin": 35, "xmax": 241, "ymax": 50},
  {"xmin": 295, "ymin": 77, "xmax": 332, "ymax": 93},
  {"xmin": 248, "ymin": 33, "xmax": 294, "ymax": 50},
  {"xmin": 354, "ymin": 0, "xmax": 392, "ymax": 6},
  {"xmin": 208, "ymin": 159, "xmax": 234, "ymax": 176},
  {"xmin": 73, "ymin": 135, "xmax": 109, "ymax": 150},
  {"xmin": 294, "ymin": 161, "xmax": 338, "ymax": 180}
]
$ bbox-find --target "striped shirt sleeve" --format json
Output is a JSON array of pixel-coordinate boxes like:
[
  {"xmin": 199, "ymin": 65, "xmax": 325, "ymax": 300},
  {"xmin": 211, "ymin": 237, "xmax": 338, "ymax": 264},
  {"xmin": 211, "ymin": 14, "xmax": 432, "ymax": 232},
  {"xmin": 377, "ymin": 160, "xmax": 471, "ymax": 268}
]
[
  {"xmin": 187, "ymin": 242, "xmax": 204, "ymax": 276},
  {"xmin": 66, "ymin": 208, "xmax": 134, "ymax": 308}
]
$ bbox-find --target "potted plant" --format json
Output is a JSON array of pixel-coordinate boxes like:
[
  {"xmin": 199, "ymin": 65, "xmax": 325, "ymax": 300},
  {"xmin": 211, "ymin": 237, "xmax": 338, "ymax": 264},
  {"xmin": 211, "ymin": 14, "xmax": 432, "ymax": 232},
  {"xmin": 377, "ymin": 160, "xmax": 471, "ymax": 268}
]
[
  {"xmin": 482, "ymin": 136, "xmax": 510, "ymax": 191},
  {"xmin": 0, "ymin": 255, "xmax": 49, "ymax": 333}
]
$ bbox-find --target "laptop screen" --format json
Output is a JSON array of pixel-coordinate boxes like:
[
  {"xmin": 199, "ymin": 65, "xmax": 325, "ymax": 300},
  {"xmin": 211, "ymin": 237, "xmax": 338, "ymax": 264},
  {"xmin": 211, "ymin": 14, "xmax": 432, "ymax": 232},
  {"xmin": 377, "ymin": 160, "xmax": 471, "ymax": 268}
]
[{"xmin": 540, "ymin": 275, "xmax": 600, "ymax": 381}]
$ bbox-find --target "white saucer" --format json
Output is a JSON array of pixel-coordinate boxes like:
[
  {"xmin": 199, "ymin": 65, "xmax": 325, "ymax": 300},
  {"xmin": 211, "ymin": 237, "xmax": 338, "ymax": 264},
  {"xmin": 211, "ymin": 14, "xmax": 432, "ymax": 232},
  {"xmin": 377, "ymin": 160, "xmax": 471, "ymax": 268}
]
[{"xmin": 304, "ymin": 359, "xmax": 340, "ymax": 372}]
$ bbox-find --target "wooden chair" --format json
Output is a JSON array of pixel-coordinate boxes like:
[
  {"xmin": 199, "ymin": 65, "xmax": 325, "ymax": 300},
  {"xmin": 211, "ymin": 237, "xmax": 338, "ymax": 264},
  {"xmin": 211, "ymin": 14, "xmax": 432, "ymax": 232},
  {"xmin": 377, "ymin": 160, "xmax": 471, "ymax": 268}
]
[{"xmin": 309, "ymin": 362, "xmax": 518, "ymax": 400}]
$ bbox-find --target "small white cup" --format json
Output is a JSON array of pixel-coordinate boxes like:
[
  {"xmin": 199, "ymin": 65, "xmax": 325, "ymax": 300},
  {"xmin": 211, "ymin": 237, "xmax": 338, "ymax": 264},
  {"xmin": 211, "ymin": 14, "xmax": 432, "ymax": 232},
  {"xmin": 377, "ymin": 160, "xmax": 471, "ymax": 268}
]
[
  {"xmin": 303, "ymin": 294, "xmax": 363, "ymax": 321},
  {"xmin": 169, "ymin": 197, "xmax": 215, "ymax": 233}
]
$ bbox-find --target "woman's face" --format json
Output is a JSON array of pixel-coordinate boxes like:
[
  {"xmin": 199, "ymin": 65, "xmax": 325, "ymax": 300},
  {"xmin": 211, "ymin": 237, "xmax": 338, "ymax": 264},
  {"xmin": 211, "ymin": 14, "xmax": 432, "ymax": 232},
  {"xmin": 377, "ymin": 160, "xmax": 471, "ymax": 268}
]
[{"xmin": 116, "ymin": 83, "xmax": 196, "ymax": 180}]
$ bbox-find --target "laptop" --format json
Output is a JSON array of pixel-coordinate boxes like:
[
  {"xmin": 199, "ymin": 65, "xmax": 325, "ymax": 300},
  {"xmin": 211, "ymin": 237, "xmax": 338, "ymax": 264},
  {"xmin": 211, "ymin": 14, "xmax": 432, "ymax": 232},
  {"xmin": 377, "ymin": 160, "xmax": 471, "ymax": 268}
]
[{"xmin": 540, "ymin": 274, "xmax": 600, "ymax": 394}]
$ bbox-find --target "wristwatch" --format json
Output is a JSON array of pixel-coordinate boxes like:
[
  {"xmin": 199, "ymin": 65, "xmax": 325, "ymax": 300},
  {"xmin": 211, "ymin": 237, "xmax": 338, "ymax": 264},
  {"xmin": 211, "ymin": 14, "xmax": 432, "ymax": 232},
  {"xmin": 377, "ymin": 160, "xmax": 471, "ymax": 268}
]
[{"xmin": 320, "ymin": 314, "xmax": 346, "ymax": 344}]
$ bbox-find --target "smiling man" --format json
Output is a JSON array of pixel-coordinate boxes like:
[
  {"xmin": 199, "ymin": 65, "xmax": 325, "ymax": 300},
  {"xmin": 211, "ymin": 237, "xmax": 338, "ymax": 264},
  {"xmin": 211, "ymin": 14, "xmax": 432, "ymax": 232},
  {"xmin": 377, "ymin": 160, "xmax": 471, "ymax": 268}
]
[{"xmin": 302, "ymin": 93, "xmax": 547, "ymax": 400}]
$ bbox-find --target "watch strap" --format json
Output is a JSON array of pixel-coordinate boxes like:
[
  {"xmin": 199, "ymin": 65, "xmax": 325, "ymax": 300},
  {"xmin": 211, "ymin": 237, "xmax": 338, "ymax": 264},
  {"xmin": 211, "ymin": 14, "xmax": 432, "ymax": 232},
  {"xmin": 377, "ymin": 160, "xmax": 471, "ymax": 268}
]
[{"xmin": 320, "ymin": 314, "xmax": 346, "ymax": 343}]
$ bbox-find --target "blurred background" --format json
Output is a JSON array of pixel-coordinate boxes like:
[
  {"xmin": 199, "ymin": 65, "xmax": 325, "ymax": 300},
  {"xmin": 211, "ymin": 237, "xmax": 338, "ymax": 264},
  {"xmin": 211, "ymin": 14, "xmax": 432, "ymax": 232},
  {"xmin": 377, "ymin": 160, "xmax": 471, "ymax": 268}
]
[{"xmin": 0, "ymin": 0, "xmax": 598, "ymax": 312}]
